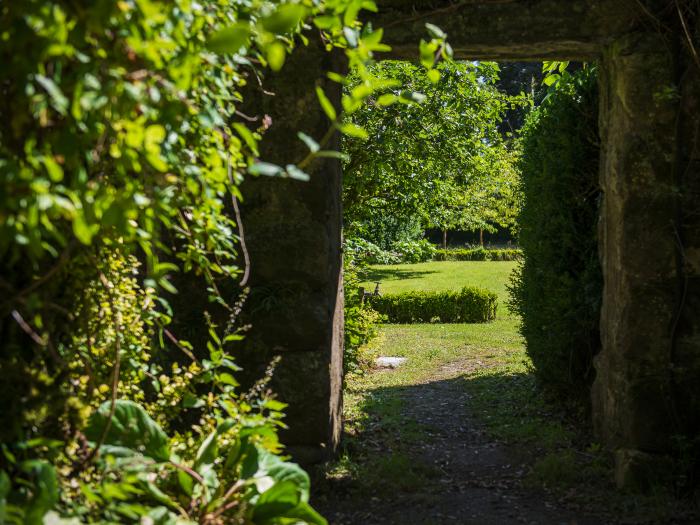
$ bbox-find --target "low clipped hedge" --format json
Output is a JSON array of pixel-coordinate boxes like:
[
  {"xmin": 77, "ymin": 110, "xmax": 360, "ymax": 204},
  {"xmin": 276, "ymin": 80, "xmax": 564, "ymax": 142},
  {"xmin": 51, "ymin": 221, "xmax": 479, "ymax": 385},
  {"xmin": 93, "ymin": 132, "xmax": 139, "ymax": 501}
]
[
  {"xmin": 434, "ymin": 247, "xmax": 522, "ymax": 262},
  {"xmin": 368, "ymin": 286, "xmax": 497, "ymax": 323}
]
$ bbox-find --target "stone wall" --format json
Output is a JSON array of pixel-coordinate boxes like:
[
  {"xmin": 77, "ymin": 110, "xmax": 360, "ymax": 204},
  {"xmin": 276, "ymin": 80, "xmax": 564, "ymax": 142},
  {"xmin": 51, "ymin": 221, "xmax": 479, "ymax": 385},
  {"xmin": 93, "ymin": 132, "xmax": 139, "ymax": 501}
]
[
  {"xmin": 593, "ymin": 30, "xmax": 681, "ymax": 487},
  {"xmin": 238, "ymin": 45, "xmax": 344, "ymax": 462}
]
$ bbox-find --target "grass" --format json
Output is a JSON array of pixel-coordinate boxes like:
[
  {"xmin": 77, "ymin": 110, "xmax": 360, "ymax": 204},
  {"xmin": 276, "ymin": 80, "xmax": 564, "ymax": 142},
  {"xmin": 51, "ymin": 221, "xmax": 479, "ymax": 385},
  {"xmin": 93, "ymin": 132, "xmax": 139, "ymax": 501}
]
[{"xmin": 361, "ymin": 260, "xmax": 518, "ymax": 318}]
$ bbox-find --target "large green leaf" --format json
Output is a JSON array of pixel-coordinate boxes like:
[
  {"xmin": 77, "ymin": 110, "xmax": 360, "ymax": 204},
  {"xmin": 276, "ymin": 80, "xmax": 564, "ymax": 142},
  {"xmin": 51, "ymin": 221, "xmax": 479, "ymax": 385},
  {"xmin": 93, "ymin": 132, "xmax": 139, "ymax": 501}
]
[
  {"xmin": 207, "ymin": 23, "xmax": 252, "ymax": 53},
  {"xmin": 281, "ymin": 501, "xmax": 327, "ymax": 525},
  {"xmin": 85, "ymin": 400, "xmax": 170, "ymax": 462},
  {"xmin": 260, "ymin": 4, "xmax": 307, "ymax": 34},
  {"xmin": 254, "ymin": 447, "xmax": 310, "ymax": 502},
  {"xmin": 0, "ymin": 470, "xmax": 9, "ymax": 522},
  {"xmin": 252, "ymin": 480, "xmax": 300, "ymax": 521},
  {"xmin": 18, "ymin": 460, "xmax": 58, "ymax": 525},
  {"xmin": 247, "ymin": 447, "xmax": 327, "ymax": 525}
]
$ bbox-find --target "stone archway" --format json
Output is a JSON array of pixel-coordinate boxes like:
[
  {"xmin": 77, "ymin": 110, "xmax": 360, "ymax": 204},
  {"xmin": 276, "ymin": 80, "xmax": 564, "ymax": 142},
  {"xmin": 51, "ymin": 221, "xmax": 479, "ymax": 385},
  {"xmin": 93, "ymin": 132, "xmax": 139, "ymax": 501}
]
[{"xmin": 242, "ymin": 0, "xmax": 700, "ymax": 486}]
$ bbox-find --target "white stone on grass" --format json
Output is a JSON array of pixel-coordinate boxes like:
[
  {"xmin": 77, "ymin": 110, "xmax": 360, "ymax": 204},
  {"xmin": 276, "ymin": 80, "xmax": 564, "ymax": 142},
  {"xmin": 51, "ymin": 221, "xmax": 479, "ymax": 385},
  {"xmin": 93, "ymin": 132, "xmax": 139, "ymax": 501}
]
[{"xmin": 376, "ymin": 356, "xmax": 407, "ymax": 369}]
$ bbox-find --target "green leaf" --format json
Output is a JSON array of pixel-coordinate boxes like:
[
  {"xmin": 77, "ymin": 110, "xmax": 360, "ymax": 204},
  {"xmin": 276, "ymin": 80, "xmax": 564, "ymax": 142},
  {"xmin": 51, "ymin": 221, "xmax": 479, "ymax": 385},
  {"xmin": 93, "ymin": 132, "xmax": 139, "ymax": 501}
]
[
  {"xmin": 85, "ymin": 400, "xmax": 171, "ymax": 462},
  {"xmin": 261, "ymin": 4, "xmax": 307, "ymax": 34},
  {"xmin": 315, "ymin": 150, "xmax": 349, "ymax": 162},
  {"xmin": 313, "ymin": 15, "xmax": 338, "ymax": 30},
  {"xmin": 35, "ymin": 75, "xmax": 68, "ymax": 115},
  {"xmin": 283, "ymin": 501, "xmax": 328, "ymax": 525},
  {"xmin": 285, "ymin": 164, "xmax": 310, "ymax": 181},
  {"xmin": 419, "ymin": 40, "xmax": 436, "ymax": 70},
  {"xmin": 249, "ymin": 162, "xmax": 284, "ymax": 177},
  {"xmin": 0, "ymin": 470, "xmax": 9, "ymax": 522},
  {"xmin": 72, "ymin": 212, "xmax": 96, "ymax": 245},
  {"xmin": 18, "ymin": 460, "xmax": 58, "ymax": 525},
  {"xmin": 207, "ymin": 24, "xmax": 252, "ymax": 54},
  {"xmin": 376, "ymin": 93, "xmax": 398, "ymax": 106},
  {"xmin": 315, "ymin": 86, "xmax": 337, "ymax": 121},
  {"xmin": 427, "ymin": 69, "xmax": 441, "ymax": 84},
  {"xmin": 337, "ymin": 122, "xmax": 368, "ymax": 140},
  {"xmin": 194, "ymin": 420, "xmax": 235, "ymax": 473},
  {"xmin": 425, "ymin": 23, "xmax": 446, "ymax": 39},
  {"xmin": 256, "ymin": 447, "xmax": 311, "ymax": 501},
  {"xmin": 252, "ymin": 480, "xmax": 300, "ymax": 521},
  {"xmin": 343, "ymin": 27, "xmax": 358, "ymax": 48},
  {"xmin": 233, "ymin": 122, "xmax": 259, "ymax": 155},
  {"xmin": 42, "ymin": 156, "xmax": 64, "ymax": 182},
  {"xmin": 297, "ymin": 132, "xmax": 319, "ymax": 153},
  {"xmin": 399, "ymin": 90, "xmax": 426, "ymax": 103},
  {"xmin": 266, "ymin": 41, "xmax": 286, "ymax": 72}
]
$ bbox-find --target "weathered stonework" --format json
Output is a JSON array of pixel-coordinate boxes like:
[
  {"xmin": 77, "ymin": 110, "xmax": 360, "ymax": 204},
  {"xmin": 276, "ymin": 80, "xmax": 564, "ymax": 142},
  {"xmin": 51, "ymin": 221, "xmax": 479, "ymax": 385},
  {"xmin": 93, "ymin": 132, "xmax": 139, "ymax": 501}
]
[
  {"xmin": 238, "ymin": 45, "xmax": 344, "ymax": 461},
  {"xmin": 375, "ymin": 0, "xmax": 639, "ymax": 60},
  {"xmin": 593, "ymin": 31, "xmax": 682, "ymax": 484}
]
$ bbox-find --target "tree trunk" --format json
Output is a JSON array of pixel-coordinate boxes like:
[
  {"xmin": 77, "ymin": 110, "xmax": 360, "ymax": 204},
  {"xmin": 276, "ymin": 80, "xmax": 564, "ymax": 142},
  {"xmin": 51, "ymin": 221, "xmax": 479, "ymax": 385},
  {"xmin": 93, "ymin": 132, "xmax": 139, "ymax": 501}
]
[
  {"xmin": 442, "ymin": 229, "xmax": 447, "ymax": 250},
  {"xmin": 479, "ymin": 228, "xmax": 484, "ymax": 247}
]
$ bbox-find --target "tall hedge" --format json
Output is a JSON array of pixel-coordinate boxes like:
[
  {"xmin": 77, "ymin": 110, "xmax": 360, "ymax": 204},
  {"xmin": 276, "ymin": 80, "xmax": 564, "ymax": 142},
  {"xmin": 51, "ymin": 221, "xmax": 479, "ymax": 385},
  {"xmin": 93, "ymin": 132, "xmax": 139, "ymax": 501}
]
[{"xmin": 509, "ymin": 68, "xmax": 602, "ymax": 403}]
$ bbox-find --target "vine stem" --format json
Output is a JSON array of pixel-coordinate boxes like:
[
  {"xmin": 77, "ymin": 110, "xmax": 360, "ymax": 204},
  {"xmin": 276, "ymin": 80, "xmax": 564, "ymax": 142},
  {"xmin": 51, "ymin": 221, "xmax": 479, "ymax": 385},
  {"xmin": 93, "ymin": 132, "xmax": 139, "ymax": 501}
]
[
  {"xmin": 228, "ymin": 154, "xmax": 251, "ymax": 287},
  {"xmin": 675, "ymin": 0, "xmax": 700, "ymax": 70},
  {"xmin": 296, "ymin": 120, "xmax": 339, "ymax": 170},
  {"xmin": 204, "ymin": 479, "xmax": 245, "ymax": 521}
]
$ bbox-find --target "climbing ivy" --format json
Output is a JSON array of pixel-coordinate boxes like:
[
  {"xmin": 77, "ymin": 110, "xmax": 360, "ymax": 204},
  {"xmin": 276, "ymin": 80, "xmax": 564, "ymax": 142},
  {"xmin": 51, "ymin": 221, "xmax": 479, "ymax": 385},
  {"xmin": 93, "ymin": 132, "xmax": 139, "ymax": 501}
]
[{"xmin": 0, "ymin": 0, "xmax": 449, "ymax": 521}]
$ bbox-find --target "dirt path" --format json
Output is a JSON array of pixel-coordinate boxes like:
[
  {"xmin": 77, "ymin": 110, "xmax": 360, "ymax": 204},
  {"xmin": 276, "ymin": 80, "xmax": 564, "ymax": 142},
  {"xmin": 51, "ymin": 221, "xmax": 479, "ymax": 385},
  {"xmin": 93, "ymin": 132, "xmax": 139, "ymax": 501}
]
[{"xmin": 314, "ymin": 358, "xmax": 606, "ymax": 525}]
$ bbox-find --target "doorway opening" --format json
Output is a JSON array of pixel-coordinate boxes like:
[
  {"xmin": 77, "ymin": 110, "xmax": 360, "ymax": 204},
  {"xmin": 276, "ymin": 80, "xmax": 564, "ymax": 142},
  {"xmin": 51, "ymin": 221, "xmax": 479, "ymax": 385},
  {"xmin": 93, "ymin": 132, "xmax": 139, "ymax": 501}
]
[{"xmin": 314, "ymin": 59, "xmax": 611, "ymax": 522}]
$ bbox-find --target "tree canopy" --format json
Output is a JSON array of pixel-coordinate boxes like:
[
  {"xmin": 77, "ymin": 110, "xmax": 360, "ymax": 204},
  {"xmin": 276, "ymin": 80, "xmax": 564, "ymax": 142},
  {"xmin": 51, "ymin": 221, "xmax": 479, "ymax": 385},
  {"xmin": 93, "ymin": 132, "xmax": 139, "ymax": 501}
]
[{"xmin": 342, "ymin": 60, "xmax": 524, "ymax": 245}]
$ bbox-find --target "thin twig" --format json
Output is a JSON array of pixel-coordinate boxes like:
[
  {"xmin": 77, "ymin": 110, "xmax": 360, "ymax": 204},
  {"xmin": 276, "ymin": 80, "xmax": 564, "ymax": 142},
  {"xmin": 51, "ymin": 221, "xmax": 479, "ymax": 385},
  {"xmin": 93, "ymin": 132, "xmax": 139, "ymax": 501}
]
[
  {"xmin": 235, "ymin": 110, "xmax": 259, "ymax": 122},
  {"xmin": 296, "ymin": 122, "xmax": 338, "ymax": 170},
  {"xmin": 205, "ymin": 479, "xmax": 245, "ymax": 521},
  {"xmin": 162, "ymin": 326, "xmax": 200, "ymax": 363},
  {"xmin": 675, "ymin": 0, "xmax": 700, "ymax": 70},
  {"xmin": 11, "ymin": 309, "xmax": 47, "ymax": 345},
  {"xmin": 168, "ymin": 461, "xmax": 211, "ymax": 515},
  {"xmin": 227, "ymin": 154, "xmax": 251, "ymax": 287}
]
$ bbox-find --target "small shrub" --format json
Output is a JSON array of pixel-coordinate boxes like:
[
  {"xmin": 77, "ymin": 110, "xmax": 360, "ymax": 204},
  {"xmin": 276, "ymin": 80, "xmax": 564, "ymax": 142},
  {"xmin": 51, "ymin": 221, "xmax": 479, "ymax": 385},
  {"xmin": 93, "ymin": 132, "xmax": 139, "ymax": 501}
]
[
  {"xmin": 368, "ymin": 287, "xmax": 497, "ymax": 323},
  {"xmin": 343, "ymin": 239, "xmax": 384, "ymax": 375},
  {"xmin": 434, "ymin": 247, "xmax": 522, "ymax": 261},
  {"xmin": 344, "ymin": 237, "xmax": 400, "ymax": 265},
  {"xmin": 344, "ymin": 304, "xmax": 383, "ymax": 374},
  {"xmin": 391, "ymin": 239, "xmax": 437, "ymax": 263}
]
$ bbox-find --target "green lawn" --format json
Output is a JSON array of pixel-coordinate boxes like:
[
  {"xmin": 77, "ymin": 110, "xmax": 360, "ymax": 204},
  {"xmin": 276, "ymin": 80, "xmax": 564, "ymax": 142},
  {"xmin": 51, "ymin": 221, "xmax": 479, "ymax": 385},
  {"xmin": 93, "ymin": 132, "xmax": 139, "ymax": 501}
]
[
  {"xmin": 361, "ymin": 260, "xmax": 518, "ymax": 318},
  {"xmin": 346, "ymin": 261, "xmax": 595, "ymax": 488}
]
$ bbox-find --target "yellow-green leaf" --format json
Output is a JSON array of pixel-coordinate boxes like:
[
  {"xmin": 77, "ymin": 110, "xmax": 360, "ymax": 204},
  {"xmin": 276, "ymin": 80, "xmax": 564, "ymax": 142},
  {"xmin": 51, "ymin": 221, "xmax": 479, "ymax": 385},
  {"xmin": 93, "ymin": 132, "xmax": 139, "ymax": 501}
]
[
  {"xmin": 316, "ymin": 87, "xmax": 337, "ymax": 121},
  {"xmin": 261, "ymin": 4, "xmax": 307, "ymax": 34},
  {"xmin": 266, "ymin": 41, "xmax": 286, "ymax": 72},
  {"xmin": 207, "ymin": 24, "xmax": 252, "ymax": 54},
  {"xmin": 337, "ymin": 122, "xmax": 368, "ymax": 140}
]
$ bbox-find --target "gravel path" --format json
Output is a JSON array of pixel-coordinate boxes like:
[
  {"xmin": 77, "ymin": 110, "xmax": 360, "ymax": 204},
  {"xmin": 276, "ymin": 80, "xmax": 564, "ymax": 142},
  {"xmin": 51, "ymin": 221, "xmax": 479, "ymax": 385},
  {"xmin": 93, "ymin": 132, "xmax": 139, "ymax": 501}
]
[{"xmin": 314, "ymin": 359, "xmax": 607, "ymax": 525}]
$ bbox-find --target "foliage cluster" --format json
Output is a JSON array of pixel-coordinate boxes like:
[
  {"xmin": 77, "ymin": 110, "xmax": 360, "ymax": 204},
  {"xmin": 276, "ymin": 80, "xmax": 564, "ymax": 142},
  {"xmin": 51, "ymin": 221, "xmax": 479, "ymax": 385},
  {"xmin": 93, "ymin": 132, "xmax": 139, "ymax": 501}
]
[
  {"xmin": 342, "ymin": 60, "xmax": 524, "ymax": 249},
  {"xmin": 0, "ymin": 0, "xmax": 451, "ymax": 521},
  {"xmin": 434, "ymin": 247, "xmax": 522, "ymax": 262},
  {"xmin": 368, "ymin": 287, "xmax": 497, "ymax": 324},
  {"xmin": 344, "ymin": 237, "xmax": 435, "ymax": 265},
  {"xmin": 508, "ymin": 67, "xmax": 602, "ymax": 404},
  {"xmin": 342, "ymin": 245, "xmax": 383, "ymax": 376}
]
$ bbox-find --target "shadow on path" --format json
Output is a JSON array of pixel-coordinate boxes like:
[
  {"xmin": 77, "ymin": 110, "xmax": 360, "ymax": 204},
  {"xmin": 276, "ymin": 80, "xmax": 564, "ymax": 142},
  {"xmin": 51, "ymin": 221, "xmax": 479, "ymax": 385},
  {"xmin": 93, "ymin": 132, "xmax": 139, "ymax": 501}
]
[{"xmin": 313, "ymin": 363, "xmax": 608, "ymax": 525}]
